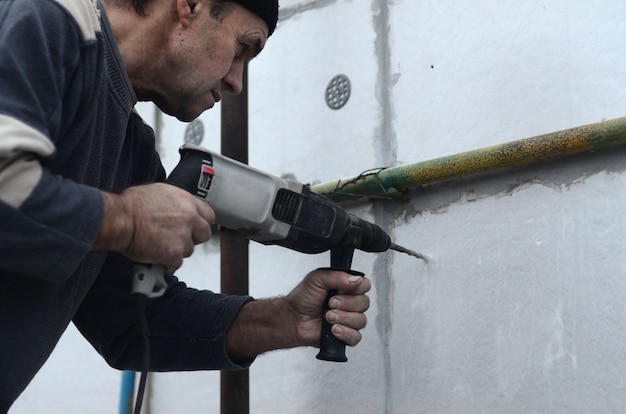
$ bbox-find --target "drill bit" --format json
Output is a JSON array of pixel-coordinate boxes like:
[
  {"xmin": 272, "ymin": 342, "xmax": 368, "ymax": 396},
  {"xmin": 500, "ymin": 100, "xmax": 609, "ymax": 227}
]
[{"xmin": 390, "ymin": 243, "xmax": 428, "ymax": 262}]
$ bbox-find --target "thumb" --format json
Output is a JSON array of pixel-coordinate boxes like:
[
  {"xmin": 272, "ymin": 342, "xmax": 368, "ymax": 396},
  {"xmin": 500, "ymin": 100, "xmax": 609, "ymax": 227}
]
[{"xmin": 314, "ymin": 268, "xmax": 366, "ymax": 294}]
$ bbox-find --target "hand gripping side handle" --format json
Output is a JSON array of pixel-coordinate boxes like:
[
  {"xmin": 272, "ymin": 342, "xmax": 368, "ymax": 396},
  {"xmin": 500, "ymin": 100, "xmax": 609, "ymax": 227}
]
[{"xmin": 315, "ymin": 246, "xmax": 363, "ymax": 362}]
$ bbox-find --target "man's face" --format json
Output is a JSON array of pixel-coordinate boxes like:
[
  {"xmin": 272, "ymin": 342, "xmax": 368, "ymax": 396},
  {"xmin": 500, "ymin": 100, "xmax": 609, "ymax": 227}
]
[{"xmin": 154, "ymin": 2, "xmax": 268, "ymax": 121}]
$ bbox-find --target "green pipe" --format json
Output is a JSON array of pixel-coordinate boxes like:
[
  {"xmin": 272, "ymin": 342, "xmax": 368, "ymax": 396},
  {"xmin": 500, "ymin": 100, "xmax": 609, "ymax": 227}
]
[{"xmin": 312, "ymin": 117, "xmax": 626, "ymax": 202}]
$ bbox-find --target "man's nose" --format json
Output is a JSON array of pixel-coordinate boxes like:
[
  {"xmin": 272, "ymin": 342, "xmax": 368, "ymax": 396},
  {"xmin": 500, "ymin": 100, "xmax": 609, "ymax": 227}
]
[{"xmin": 222, "ymin": 59, "xmax": 244, "ymax": 95}]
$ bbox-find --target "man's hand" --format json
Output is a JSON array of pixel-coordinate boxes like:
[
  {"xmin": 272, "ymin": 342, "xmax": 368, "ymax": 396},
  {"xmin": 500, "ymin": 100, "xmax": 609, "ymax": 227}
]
[
  {"xmin": 93, "ymin": 183, "xmax": 215, "ymax": 272},
  {"xmin": 284, "ymin": 269, "xmax": 371, "ymax": 347},
  {"xmin": 225, "ymin": 269, "xmax": 371, "ymax": 362}
]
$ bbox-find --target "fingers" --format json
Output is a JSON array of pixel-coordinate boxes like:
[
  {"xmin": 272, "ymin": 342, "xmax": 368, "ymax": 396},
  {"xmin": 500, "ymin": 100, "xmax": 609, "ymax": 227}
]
[
  {"xmin": 324, "ymin": 290, "xmax": 370, "ymax": 346},
  {"xmin": 282, "ymin": 269, "xmax": 373, "ymax": 348},
  {"xmin": 317, "ymin": 271, "xmax": 371, "ymax": 347},
  {"xmin": 326, "ymin": 309, "xmax": 367, "ymax": 345},
  {"xmin": 321, "ymin": 270, "xmax": 372, "ymax": 296},
  {"xmin": 161, "ymin": 238, "xmax": 193, "ymax": 273},
  {"xmin": 194, "ymin": 196, "xmax": 216, "ymax": 222},
  {"xmin": 107, "ymin": 183, "xmax": 216, "ymax": 271},
  {"xmin": 328, "ymin": 292, "xmax": 370, "ymax": 314},
  {"xmin": 330, "ymin": 324, "xmax": 362, "ymax": 347},
  {"xmin": 191, "ymin": 205, "xmax": 213, "ymax": 244},
  {"xmin": 164, "ymin": 258, "xmax": 184, "ymax": 274}
]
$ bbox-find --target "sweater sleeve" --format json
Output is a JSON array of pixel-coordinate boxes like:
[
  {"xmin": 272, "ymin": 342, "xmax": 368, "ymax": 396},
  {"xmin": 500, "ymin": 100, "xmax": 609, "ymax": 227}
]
[
  {"xmin": 73, "ymin": 253, "xmax": 254, "ymax": 371},
  {"xmin": 0, "ymin": 0, "xmax": 105, "ymax": 281}
]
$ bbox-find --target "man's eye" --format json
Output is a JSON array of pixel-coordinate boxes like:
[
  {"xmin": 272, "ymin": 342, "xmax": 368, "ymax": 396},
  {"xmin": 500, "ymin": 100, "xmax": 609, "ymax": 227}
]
[
  {"xmin": 237, "ymin": 43, "xmax": 250, "ymax": 57},
  {"xmin": 236, "ymin": 38, "xmax": 263, "ymax": 62}
]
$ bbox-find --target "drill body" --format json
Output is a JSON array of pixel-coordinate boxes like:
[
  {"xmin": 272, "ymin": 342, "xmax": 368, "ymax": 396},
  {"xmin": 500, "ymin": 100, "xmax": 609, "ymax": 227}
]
[
  {"xmin": 167, "ymin": 144, "xmax": 392, "ymax": 257},
  {"xmin": 142, "ymin": 144, "xmax": 394, "ymax": 362}
]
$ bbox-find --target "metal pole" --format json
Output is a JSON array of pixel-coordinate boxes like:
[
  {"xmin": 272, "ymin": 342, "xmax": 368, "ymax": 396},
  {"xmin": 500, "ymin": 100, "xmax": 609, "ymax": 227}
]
[
  {"xmin": 220, "ymin": 65, "xmax": 250, "ymax": 414},
  {"xmin": 312, "ymin": 117, "xmax": 626, "ymax": 201}
]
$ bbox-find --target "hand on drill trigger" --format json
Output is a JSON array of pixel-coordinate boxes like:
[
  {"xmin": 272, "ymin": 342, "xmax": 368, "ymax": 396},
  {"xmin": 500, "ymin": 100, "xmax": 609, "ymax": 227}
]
[
  {"xmin": 94, "ymin": 183, "xmax": 215, "ymax": 272},
  {"xmin": 286, "ymin": 269, "xmax": 372, "ymax": 348}
]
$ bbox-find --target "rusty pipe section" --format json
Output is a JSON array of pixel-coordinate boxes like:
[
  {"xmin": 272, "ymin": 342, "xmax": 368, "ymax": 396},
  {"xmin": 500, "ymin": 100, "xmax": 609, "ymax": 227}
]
[
  {"xmin": 220, "ymin": 64, "xmax": 250, "ymax": 414},
  {"xmin": 312, "ymin": 117, "xmax": 626, "ymax": 201}
]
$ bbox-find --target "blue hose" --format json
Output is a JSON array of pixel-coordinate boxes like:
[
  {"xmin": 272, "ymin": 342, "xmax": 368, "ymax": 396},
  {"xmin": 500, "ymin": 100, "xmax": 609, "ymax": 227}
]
[{"xmin": 118, "ymin": 371, "xmax": 136, "ymax": 414}]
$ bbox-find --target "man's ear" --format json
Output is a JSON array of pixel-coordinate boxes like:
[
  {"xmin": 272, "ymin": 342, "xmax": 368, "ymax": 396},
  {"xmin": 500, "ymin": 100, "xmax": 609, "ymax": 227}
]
[{"xmin": 175, "ymin": 0, "xmax": 202, "ymax": 26}]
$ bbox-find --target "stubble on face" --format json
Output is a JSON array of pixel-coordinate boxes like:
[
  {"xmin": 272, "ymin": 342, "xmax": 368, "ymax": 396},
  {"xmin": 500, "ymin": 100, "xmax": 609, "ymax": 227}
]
[{"xmin": 152, "ymin": 3, "xmax": 268, "ymax": 121}]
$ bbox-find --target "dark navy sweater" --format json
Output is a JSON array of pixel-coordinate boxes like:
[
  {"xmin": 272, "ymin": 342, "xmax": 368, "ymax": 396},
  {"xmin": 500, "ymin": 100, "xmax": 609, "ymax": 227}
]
[{"xmin": 0, "ymin": 0, "xmax": 249, "ymax": 409}]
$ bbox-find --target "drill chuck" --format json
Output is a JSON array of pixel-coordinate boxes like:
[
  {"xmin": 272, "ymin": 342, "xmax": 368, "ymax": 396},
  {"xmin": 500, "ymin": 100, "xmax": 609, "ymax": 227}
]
[{"xmin": 353, "ymin": 216, "xmax": 391, "ymax": 252}]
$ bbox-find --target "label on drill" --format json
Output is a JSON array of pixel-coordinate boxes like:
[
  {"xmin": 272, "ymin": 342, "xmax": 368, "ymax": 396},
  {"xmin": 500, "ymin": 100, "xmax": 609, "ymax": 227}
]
[{"xmin": 196, "ymin": 156, "xmax": 214, "ymax": 197}]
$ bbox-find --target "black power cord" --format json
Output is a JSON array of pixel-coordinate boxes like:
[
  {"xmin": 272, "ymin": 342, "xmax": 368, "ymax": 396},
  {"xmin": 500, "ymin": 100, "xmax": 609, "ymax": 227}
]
[{"xmin": 132, "ymin": 294, "xmax": 151, "ymax": 414}]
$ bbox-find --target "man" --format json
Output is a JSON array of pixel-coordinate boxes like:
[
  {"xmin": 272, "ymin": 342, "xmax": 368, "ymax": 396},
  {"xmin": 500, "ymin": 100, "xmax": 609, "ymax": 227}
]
[{"xmin": 0, "ymin": 0, "xmax": 371, "ymax": 409}]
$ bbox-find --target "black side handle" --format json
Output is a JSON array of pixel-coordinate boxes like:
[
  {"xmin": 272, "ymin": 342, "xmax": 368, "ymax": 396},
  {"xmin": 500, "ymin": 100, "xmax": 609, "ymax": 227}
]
[{"xmin": 316, "ymin": 247, "xmax": 361, "ymax": 362}]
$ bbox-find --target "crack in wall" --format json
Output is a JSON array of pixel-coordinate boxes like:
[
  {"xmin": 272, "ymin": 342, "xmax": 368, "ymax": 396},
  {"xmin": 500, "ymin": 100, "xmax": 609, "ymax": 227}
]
[
  {"xmin": 372, "ymin": 3, "xmax": 396, "ymax": 166},
  {"xmin": 372, "ymin": 1, "xmax": 396, "ymax": 413}
]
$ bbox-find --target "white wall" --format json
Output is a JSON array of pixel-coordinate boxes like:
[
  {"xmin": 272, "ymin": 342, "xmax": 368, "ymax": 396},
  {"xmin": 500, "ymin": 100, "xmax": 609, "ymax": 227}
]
[{"xmin": 12, "ymin": 0, "xmax": 626, "ymax": 412}]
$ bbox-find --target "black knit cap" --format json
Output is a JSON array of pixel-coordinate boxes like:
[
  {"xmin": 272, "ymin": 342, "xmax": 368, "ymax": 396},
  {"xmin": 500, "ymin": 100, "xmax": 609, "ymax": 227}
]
[{"xmin": 231, "ymin": 0, "xmax": 279, "ymax": 36}]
